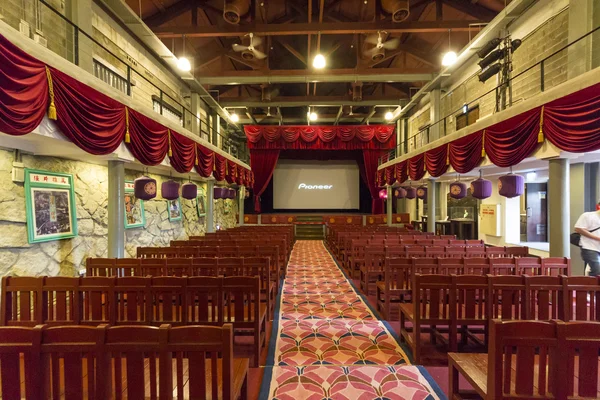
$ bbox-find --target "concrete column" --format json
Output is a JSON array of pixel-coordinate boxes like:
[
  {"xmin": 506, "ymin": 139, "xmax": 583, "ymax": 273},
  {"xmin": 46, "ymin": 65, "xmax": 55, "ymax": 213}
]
[
  {"xmin": 206, "ymin": 180, "xmax": 215, "ymax": 233},
  {"xmin": 438, "ymin": 182, "xmax": 448, "ymax": 221},
  {"xmin": 568, "ymin": 0, "xmax": 594, "ymax": 79},
  {"xmin": 107, "ymin": 160, "xmax": 125, "ymax": 258},
  {"xmin": 549, "ymin": 158, "xmax": 570, "ymax": 258},
  {"xmin": 190, "ymin": 93, "xmax": 201, "ymax": 136},
  {"xmin": 238, "ymin": 186, "xmax": 245, "ymax": 226},
  {"xmin": 427, "ymin": 179, "xmax": 436, "ymax": 233},
  {"xmin": 429, "ymin": 89, "xmax": 442, "ymax": 142},
  {"xmin": 66, "ymin": 0, "xmax": 94, "ymax": 73},
  {"xmin": 387, "ymin": 185, "xmax": 393, "ymax": 226}
]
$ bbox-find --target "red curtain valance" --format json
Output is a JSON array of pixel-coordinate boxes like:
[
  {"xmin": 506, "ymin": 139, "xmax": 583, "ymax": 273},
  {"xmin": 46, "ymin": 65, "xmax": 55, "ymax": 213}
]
[
  {"xmin": 245, "ymin": 125, "xmax": 396, "ymax": 150},
  {"xmin": 378, "ymin": 81, "xmax": 600, "ymax": 185},
  {"xmin": 0, "ymin": 34, "xmax": 252, "ymax": 187}
]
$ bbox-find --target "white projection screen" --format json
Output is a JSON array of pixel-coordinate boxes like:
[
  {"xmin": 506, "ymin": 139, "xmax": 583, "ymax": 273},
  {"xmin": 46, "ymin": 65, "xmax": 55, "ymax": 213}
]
[{"xmin": 273, "ymin": 160, "xmax": 360, "ymax": 209}]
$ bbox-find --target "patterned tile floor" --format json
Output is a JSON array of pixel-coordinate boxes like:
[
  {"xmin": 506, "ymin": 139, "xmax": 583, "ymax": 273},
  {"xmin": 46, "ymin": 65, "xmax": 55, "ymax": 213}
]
[{"xmin": 260, "ymin": 241, "xmax": 445, "ymax": 399}]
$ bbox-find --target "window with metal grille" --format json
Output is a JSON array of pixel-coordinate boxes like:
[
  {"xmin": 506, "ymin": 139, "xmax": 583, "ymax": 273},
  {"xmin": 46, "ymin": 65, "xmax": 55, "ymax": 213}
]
[
  {"xmin": 93, "ymin": 59, "xmax": 128, "ymax": 95},
  {"xmin": 152, "ymin": 97, "xmax": 183, "ymax": 127}
]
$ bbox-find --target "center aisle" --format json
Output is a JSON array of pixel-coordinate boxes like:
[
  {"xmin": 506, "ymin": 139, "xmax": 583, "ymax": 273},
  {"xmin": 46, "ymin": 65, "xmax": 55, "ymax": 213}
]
[{"xmin": 260, "ymin": 240, "xmax": 445, "ymax": 399}]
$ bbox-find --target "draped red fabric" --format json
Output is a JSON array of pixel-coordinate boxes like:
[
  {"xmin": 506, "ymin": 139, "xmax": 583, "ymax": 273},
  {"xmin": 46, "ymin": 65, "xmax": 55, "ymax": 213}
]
[
  {"xmin": 169, "ymin": 130, "xmax": 195, "ymax": 173},
  {"xmin": 250, "ymin": 149, "xmax": 280, "ymax": 213},
  {"xmin": 363, "ymin": 150, "xmax": 384, "ymax": 215},
  {"xmin": 449, "ymin": 131, "xmax": 483, "ymax": 174},
  {"xmin": 484, "ymin": 108, "xmax": 541, "ymax": 168},
  {"xmin": 425, "ymin": 144, "xmax": 449, "ymax": 177},
  {"xmin": 385, "ymin": 166, "xmax": 396, "ymax": 185},
  {"xmin": 408, "ymin": 153, "xmax": 426, "ymax": 181},
  {"xmin": 126, "ymin": 109, "xmax": 169, "ymax": 165},
  {"xmin": 213, "ymin": 153, "xmax": 227, "ymax": 182},
  {"xmin": 245, "ymin": 125, "xmax": 395, "ymax": 150},
  {"xmin": 543, "ymin": 83, "xmax": 600, "ymax": 152},
  {"xmin": 395, "ymin": 161, "xmax": 408, "ymax": 184},
  {"xmin": 0, "ymin": 35, "xmax": 48, "ymax": 135},
  {"xmin": 225, "ymin": 160, "xmax": 236, "ymax": 184},
  {"xmin": 195, "ymin": 145, "xmax": 214, "ymax": 178}
]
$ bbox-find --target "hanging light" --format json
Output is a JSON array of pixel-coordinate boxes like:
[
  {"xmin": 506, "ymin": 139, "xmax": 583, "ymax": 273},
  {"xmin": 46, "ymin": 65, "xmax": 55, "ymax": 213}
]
[
  {"xmin": 177, "ymin": 35, "xmax": 191, "ymax": 72},
  {"xmin": 384, "ymin": 111, "xmax": 394, "ymax": 121},
  {"xmin": 313, "ymin": 53, "xmax": 326, "ymax": 69},
  {"xmin": 230, "ymin": 112, "xmax": 239, "ymax": 123},
  {"xmin": 441, "ymin": 29, "xmax": 457, "ymax": 67},
  {"xmin": 308, "ymin": 107, "xmax": 318, "ymax": 121}
]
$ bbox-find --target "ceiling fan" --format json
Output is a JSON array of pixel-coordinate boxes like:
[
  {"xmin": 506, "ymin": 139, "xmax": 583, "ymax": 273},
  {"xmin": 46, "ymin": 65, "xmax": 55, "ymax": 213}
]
[
  {"xmin": 364, "ymin": 31, "xmax": 400, "ymax": 62},
  {"xmin": 232, "ymin": 33, "xmax": 267, "ymax": 60}
]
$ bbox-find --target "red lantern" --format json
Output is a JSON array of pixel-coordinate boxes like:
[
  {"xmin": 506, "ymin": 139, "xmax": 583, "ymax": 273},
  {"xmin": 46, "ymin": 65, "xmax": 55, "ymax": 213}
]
[
  {"xmin": 134, "ymin": 176, "xmax": 157, "ymax": 200},
  {"xmin": 161, "ymin": 180, "xmax": 180, "ymax": 200}
]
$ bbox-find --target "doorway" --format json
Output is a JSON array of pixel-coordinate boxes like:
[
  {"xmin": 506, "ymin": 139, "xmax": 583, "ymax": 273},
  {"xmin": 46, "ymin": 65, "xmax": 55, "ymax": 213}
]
[{"xmin": 523, "ymin": 183, "xmax": 548, "ymax": 242}]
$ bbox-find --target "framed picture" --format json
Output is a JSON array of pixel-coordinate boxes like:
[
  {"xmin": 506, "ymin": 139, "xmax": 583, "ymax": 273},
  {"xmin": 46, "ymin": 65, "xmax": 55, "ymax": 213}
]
[
  {"xmin": 24, "ymin": 169, "xmax": 78, "ymax": 244},
  {"xmin": 196, "ymin": 186, "xmax": 206, "ymax": 217},
  {"xmin": 124, "ymin": 181, "xmax": 146, "ymax": 229},
  {"xmin": 167, "ymin": 198, "xmax": 182, "ymax": 221}
]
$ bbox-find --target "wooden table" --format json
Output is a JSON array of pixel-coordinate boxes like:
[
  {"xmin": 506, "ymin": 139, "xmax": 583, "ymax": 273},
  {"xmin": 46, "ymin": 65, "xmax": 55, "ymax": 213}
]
[
  {"xmin": 451, "ymin": 218, "xmax": 475, "ymax": 240},
  {"xmin": 435, "ymin": 220, "xmax": 451, "ymax": 235}
]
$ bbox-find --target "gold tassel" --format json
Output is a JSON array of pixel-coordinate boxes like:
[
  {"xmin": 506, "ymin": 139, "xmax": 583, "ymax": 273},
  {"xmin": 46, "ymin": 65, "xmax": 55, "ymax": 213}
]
[
  {"xmin": 45, "ymin": 66, "xmax": 57, "ymax": 120},
  {"xmin": 167, "ymin": 130, "xmax": 173, "ymax": 157},
  {"xmin": 195, "ymin": 145, "xmax": 199, "ymax": 165},
  {"xmin": 481, "ymin": 130, "xmax": 486, "ymax": 158},
  {"xmin": 213, "ymin": 153, "xmax": 216, "ymax": 171},
  {"xmin": 538, "ymin": 106, "xmax": 545, "ymax": 143},
  {"xmin": 446, "ymin": 144, "xmax": 450, "ymax": 166},
  {"xmin": 124, "ymin": 107, "xmax": 130, "ymax": 143}
]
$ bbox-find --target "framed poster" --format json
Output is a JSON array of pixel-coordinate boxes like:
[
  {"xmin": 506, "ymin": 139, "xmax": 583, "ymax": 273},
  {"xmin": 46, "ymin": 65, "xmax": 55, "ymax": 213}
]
[
  {"xmin": 167, "ymin": 198, "xmax": 182, "ymax": 221},
  {"xmin": 124, "ymin": 181, "xmax": 146, "ymax": 229},
  {"xmin": 196, "ymin": 186, "xmax": 206, "ymax": 217},
  {"xmin": 24, "ymin": 169, "xmax": 78, "ymax": 244}
]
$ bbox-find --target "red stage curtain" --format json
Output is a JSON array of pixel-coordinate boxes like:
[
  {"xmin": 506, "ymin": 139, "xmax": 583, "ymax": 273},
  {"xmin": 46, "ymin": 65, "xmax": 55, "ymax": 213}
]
[
  {"xmin": 169, "ymin": 130, "xmax": 195, "ymax": 173},
  {"xmin": 245, "ymin": 125, "xmax": 395, "ymax": 150},
  {"xmin": 396, "ymin": 161, "xmax": 408, "ymax": 184},
  {"xmin": 449, "ymin": 131, "xmax": 483, "ymax": 174},
  {"xmin": 408, "ymin": 153, "xmax": 426, "ymax": 181},
  {"xmin": 363, "ymin": 150, "xmax": 384, "ymax": 215},
  {"xmin": 225, "ymin": 159, "xmax": 237, "ymax": 184},
  {"xmin": 195, "ymin": 145, "xmax": 214, "ymax": 177},
  {"xmin": 425, "ymin": 144, "xmax": 449, "ymax": 177},
  {"xmin": 126, "ymin": 109, "xmax": 169, "ymax": 165},
  {"xmin": 51, "ymin": 69, "xmax": 126, "ymax": 155},
  {"xmin": 484, "ymin": 108, "xmax": 541, "ymax": 168},
  {"xmin": 250, "ymin": 149, "xmax": 280, "ymax": 213},
  {"xmin": 543, "ymin": 84, "xmax": 600, "ymax": 152},
  {"xmin": 0, "ymin": 35, "xmax": 48, "ymax": 135},
  {"xmin": 213, "ymin": 153, "xmax": 227, "ymax": 182}
]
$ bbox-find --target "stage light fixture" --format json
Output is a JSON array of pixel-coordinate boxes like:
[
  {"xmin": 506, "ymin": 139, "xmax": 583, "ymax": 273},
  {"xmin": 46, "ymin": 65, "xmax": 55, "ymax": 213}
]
[
  {"xmin": 313, "ymin": 53, "xmax": 326, "ymax": 69},
  {"xmin": 385, "ymin": 111, "xmax": 394, "ymax": 121},
  {"xmin": 478, "ymin": 48, "xmax": 504, "ymax": 69},
  {"xmin": 478, "ymin": 63, "xmax": 502, "ymax": 83},
  {"xmin": 477, "ymin": 38, "xmax": 502, "ymax": 58},
  {"xmin": 526, "ymin": 171, "xmax": 537, "ymax": 182}
]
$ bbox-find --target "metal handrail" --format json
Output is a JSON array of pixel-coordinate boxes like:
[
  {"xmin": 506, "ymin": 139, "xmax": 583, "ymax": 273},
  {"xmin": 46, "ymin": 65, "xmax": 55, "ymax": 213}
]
[{"xmin": 379, "ymin": 24, "xmax": 600, "ymax": 166}]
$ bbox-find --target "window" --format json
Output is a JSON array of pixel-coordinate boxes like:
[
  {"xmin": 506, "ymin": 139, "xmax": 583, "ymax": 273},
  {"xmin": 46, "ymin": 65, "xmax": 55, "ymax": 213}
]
[
  {"xmin": 152, "ymin": 96, "xmax": 183, "ymax": 127},
  {"xmin": 455, "ymin": 105, "xmax": 480, "ymax": 130},
  {"xmin": 93, "ymin": 59, "xmax": 128, "ymax": 95}
]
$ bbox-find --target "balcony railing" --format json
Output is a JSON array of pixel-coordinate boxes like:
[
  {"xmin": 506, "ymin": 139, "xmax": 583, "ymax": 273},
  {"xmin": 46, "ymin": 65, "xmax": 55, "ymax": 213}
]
[
  {"xmin": 379, "ymin": 24, "xmax": 600, "ymax": 166},
  {"xmin": 0, "ymin": 0, "xmax": 248, "ymax": 163}
]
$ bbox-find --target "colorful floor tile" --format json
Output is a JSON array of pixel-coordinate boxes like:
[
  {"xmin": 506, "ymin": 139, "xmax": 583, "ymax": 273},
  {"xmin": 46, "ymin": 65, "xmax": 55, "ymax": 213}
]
[{"xmin": 261, "ymin": 240, "xmax": 445, "ymax": 399}]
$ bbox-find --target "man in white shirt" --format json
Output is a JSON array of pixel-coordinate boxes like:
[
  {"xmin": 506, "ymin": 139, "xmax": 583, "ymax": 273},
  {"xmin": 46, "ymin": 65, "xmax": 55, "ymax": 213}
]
[{"xmin": 574, "ymin": 207, "xmax": 600, "ymax": 276}]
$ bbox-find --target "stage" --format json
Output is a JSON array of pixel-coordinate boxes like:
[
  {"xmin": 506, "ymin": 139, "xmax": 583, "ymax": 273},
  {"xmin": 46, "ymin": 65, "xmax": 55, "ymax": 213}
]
[{"xmin": 243, "ymin": 213, "xmax": 410, "ymax": 226}]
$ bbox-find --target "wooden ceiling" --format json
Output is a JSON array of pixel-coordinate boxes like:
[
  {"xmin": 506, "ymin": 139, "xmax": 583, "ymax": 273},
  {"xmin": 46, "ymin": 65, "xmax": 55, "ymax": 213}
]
[{"xmin": 127, "ymin": 0, "xmax": 510, "ymax": 125}]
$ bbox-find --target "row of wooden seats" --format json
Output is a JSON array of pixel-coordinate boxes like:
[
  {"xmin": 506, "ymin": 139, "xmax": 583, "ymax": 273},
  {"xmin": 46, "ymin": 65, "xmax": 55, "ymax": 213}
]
[
  {"xmin": 327, "ymin": 227, "xmax": 427, "ymax": 255},
  {"xmin": 202, "ymin": 226, "xmax": 294, "ymax": 252},
  {"xmin": 376, "ymin": 256, "xmax": 570, "ymax": 319},
  {"xmin": 332, "ymin": 232, "xmax": 445, "ymax": 260},
  {"xmin": 1, "ymin": 275, "xmax": 267, "ymax": 366},
  {"xmin": 399, "ymin": 273, "xmax": 595, "ymax": 364},
  {"xmin": 190, "ymin": 235, "xmax": 293, "ymax": 254},
  {"xmin": 449, "ymin": 320, "xmax": 600, "ymax": 399},
  {"xmin": 0, "ymin": 323, "xmax": 248, "ymax": 400},
  {"xmin": 86, "ymin": 256, "xmax": 276, "ymax": 318}
]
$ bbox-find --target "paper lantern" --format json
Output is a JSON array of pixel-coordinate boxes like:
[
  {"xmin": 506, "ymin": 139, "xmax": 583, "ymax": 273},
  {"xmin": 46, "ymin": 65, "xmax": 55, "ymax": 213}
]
[
  {"xmin": 226, "ymin": 188, "xmax": 237, "ymax": 199},
  {"xmin": 134, "ymin": 176, "xmax": 157, "ymax": 200},
  {"xmin": 416, "ymin": 185, "xmax": 427, "ymax": 199},
  {"xmin": 405, "ymin": 187, "xmax": 416, "ymax": 199},
  {"xmin": 161, "ymin": 180, "xmax": 180, "ymax": 200},
  {"xmin": 449, "ymin": 181, "xmax": 468, "ymax": 199},
  {"xmin": 498, "ymin": 174, "xmax": 524, "ymax": 198},
  {"xmin": 379, "ymin": 189, "xmax": 388, "ymax": 200},
  {"xmin": 181, "ymin": 182, "xmax": 197, "ymax": 200},
  {"xmin": 470, "ymin": 178, "xmax": 492, "ymax": 200},
  {"xmin": 394, "ymin": 187, "xmax": 407, "ymax": 199},
  {"xmin": 214, "ymin": 187, "xmax": 227, "ymax": 199}
]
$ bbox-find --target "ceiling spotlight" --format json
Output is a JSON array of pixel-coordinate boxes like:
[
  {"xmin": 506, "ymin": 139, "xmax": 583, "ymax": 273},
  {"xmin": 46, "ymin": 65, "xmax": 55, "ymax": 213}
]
[
  {"xmin": 308, "ymin": 111, "xmax": 318, "ymax": 121},
  {"xmin": 177, "ymin": 56, "xmax": 191, "ymax": 72},
  {"xmin": 230, "ymin": 112, "xmax": 239, "ymax": 123},
  {"xmin": 313, "ymin": 53, "xmax": 326, "ymax": 69},
  {"xmin": 442, "ymin": 51, "xmax": 457, "ymax": 67},
  {"xmin": 385, "ymin": 111, "xmax": 394, "ymax": 121},
  {"xmin": 526, "ymin": 171, "xmax": 537, "ymax": 182}
]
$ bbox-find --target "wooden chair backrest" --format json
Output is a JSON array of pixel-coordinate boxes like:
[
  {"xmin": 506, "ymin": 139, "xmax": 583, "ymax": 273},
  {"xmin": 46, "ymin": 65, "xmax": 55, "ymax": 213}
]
[
  {"xmin": 41, "ymin": 277, "xmax": 80, "ymax": 326},
  {"xmin": 176, "ymin": 246, "xmax": 198, "ymax": 258},
  {"xmin": 165, "ymin": 257, "xmax": 192, "ymax": 276},
  {"xmin": 463, "ymin": 257, "xmax": 490, "ymax": 275},
  {"xmin": 488, "ymin": 320, "xmax": 558, "ymax": 399},
  {"xmin": 515, "ymin": 257, "xmax": 542, "ymax": 275},
  {"xmin": 243, "ymin": 257, "xmax": 272, "ymax": 290},
  {"xmin": 541, "ymin": 257, "xmax": 571, "ymax": 277},
  {"xmin": 191, "ymin": 257, "xmax": 218, "ymax": 276},
  {"xmin": 452, "ymin": 275, "xmax": 489, "ymax": 321},
  {"xmin": 186, "ymin": 276, "xmax": 222, "ymax": 325},
  {"xmin": 413, "ymin": 274, "xmax": 454, "ymax": 322},
  {"xmin": 115, "ymin": 258, "xmax": 140, "ymax": 277},
  {"xmin": 489, "ymin": 257, "xmax": 516, "ymax": 275},
  {"xmin": 432, "ymin": 239, "xmax": 449, "ymax": 246},
  {"xmin": 524, "ymin": 276, "xmax": 564, "ymax": 321},
  {"xmin": 217, "ymin": 257, "xmax": 243, "ymax": 277},
  {"xmin": 197, "ymin": 246, "xmax": 220, "ymax": 258},
  {"xmin": 385, "ymin": 257, "xmax": 412, "ymax": 292},
  {"xmin": 486, "ymin": 246, "xmax": 506, "ymax": 258},
  {"xmin": 438, "ymin": 258, "xmax": 463, "ymax": 275},
  {"xmin": 449, "ymin": 240, "xmax": 466, "ymax": 246},
  {"xmin": 465, "ymin": 246, "xmax": 486, "ymax": 258},
  {"xmin": 505, "ymin": 246, "xmax": 529, "ymax": 257},
  {"xmin": 562, "ymin": 276, "xmax": 600, "ymax": 322},
  {"xmin": 556, "ymin": 321, "xmax": 600, "ymax": 399},
  {"xmin": 222, "ymin": 276, "xmax": 261, "ymax": 329},
  {"xmin": 425, "ymin": 246, "xmax": 446, "ymax": 258},
  {"xmin": 1, "ymin": 276, "xmax": 43, "ymax": 326},
  {"xmin": 86, "ymin": 257, "xmax": 116, "ymax": 277},
  {"xmin": 364, "ymin": 246, "xmax": 386, "ymax": 272},
  {"xmin": 79, "ymin": 277, "xmax": 115, "ymax": 325},
  {"xmin": 466, "ymin": 240, "xmax": 484, "ymax": 246},
  {"xmin": 412, "ymin": 258, "xmax": 438, "ymax": 275},
  {"xmin": 140, "ymin": 258, "xmax": 167, "ymax": 277},
  {"xmin": 0, "ymin": 326, "xmax": 42, "ymax": 399},
  {"xmin": 149, "ymin": 276, "xmax": 187, "ymax": 325},
  {"xmin": 445, "ymin": 246, "xmax": 465, "ymax": 258},
  {"xmin": 488, "ymin": 275, "xmax": 527, "ymax": 321},
  {"xmin": 405, "ymin": 245, "xmax": 426, "ymax": 257},
  {"xmin": 114, "ymin": 277, "xmax": 151, "ymax": 325}
]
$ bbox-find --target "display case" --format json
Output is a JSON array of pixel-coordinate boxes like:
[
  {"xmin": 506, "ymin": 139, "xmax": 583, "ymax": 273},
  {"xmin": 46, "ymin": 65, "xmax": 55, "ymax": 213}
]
[{"xmin": 449, "ymin": 207, "xmax": 474, "ymax": 220}]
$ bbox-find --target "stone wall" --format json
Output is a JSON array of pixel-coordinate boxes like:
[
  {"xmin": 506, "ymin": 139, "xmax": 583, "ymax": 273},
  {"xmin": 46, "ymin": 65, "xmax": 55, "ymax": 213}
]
[{"xmin": 0, "ymin": 148, "xmax": 236, "ymax": 277}]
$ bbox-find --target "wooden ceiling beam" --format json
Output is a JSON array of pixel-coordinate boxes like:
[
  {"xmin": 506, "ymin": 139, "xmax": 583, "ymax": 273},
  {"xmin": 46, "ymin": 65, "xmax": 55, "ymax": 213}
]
[
  {"xmin": 277, "ymin": 38, "xmax": 307, "ymax": 65},
  {"xmin": 150, "ymin": 0, "xmax": 166, "ymax": 13},
  {"xmin": 224, "ymin": 51, "xmax": 263, "ymax": 69},
  {"xmin": 443, "ymin": 0, "xmax": 496, "ymax": 21},
  {"xmin": 143, "ymin": 1, "xmax": 193, "ymax": 27},
  {"xmin": 153, "ymin": 20, "xmax": 488, "ymax": 38},
  {"xmin": 366, "ymin": 43, "xmax": 437, "ymax": 67}
]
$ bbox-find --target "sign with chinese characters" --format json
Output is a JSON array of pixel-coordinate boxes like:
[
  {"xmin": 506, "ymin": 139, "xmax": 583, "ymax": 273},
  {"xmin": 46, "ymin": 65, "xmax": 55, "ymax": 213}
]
[
  {"xmin": 480, "ymin": 204, "xmax": 501, "ymax": 237},
  {"xmin": 24, "ymin": 169, "xmax": 78, "ymax": 244}
]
